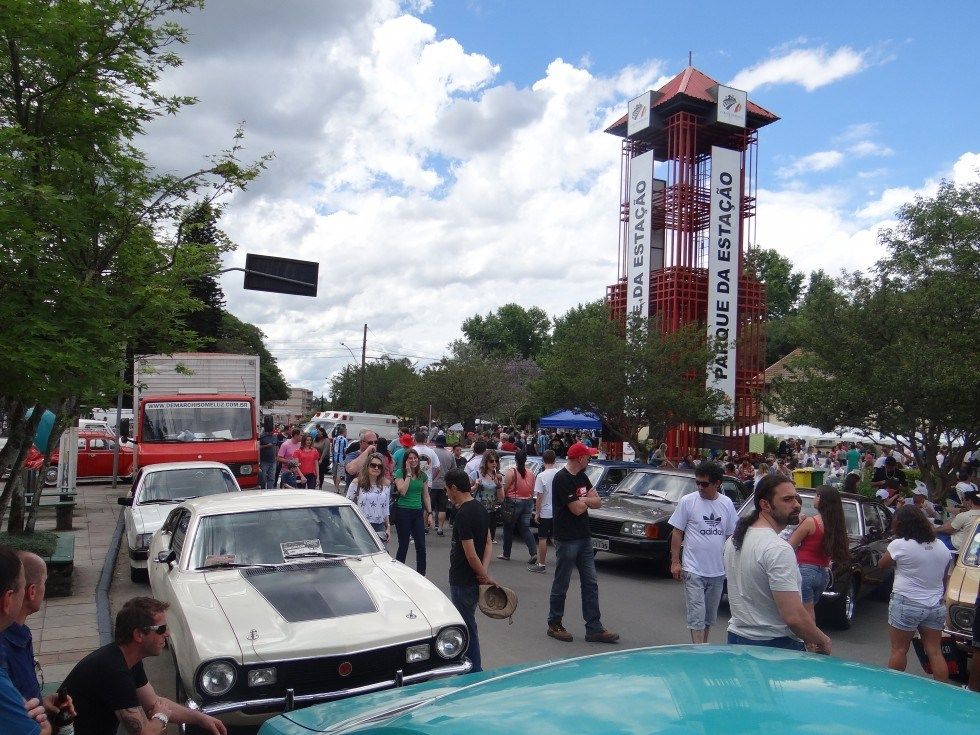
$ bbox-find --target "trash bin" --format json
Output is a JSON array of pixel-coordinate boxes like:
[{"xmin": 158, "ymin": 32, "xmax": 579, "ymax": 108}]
[
  {"xmin": 792, "ymin": 468, "xmax": 814, "ymax": 488},
  {"xmin": 809, "ymin": 469, "xmax": 826, "ymax": 486}
]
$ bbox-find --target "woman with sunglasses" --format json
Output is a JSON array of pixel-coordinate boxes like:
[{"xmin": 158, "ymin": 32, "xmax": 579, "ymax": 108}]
[
  {"xmin": 347, "ymin": 452, "xmax": 391, "ymax": 544},
  {"xmin": 394, "ymin": 449, "xmax": 433, "ymax": 574},
  {"xmin": 474, "ymin": 450, "xmax": 504, "ymax": 543}
]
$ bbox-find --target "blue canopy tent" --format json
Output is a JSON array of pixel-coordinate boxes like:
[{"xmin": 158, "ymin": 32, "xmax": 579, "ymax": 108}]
[{"xmin": 538, "ymin": 409, "xmax": 602, "ymax": 431}]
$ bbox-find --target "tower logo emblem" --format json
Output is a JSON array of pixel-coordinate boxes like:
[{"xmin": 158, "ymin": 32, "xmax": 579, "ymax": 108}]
[{"xmin": 722, "ymin": 94, "xmax": 742, "ymax": 113}]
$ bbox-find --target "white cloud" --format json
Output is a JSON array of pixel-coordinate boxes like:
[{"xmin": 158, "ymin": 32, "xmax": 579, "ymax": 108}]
[
  {"xmin": 729, "ymin": 45, "xmax": 866, "ymax": 92},
  {"xmin": 848, "ymin": 141, "xmax": 894, "ymax": 157},
  {"xmin": 777, "ymin": 150, "xmax": 845, "ymax": 178}
]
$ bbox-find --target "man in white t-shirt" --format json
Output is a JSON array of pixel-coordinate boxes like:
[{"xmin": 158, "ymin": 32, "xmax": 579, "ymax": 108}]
[
  {"xmin": 724, "ymin": 475, "xmax": 832, "ymax": 653},
  {"xmin": 412, "ymin": 431, "xmax": 442, "ymax": 531},
  {"xmin": 464, "ymin": 441, "xmax": 487, "ymax": 481},
  {"xmin": 936, "ymin": 490, "xmax": 980, "ymax": 552},
  {"xmin": 668, "ymin": 462, "xmax": 738, "ymax": 643},
  {"xmin": 531, "ymin": 450, "xmax": 559, "ymax": 574}
]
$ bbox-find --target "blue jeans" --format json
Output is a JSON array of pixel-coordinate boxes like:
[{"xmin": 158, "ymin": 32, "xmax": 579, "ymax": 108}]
[
  {"xmin": 394, "ymin": 506, "xmax": 426, "ymax": 576},
  {"xmin": 548, "ymin": 537, "xmax": 603, "ymax": 634},
  {"xmin": 799, "ymin": 564, "xmax": 830, "ymax": 604},
  {"xmin": 259, "ymin": 461, "xmax": 276, "ymax": 489},
  {"xmin": 450, "ymin": 584, "xmax": 481, "ymax": 672},
  {"xmin": 727, "ymin": 631, "xmax": 805, "ymax": 651},
  {"xmin": 502, "ymin": 499, "xmax": 536, "ymax": 559}
]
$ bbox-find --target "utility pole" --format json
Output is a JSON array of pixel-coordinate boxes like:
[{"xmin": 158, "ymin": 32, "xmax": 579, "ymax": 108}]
[{"xmin": 360, "ymin": 323, "xmax": 367, "ymax": 412}]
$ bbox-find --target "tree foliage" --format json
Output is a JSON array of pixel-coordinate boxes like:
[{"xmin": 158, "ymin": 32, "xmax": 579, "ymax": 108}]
[
  {"xmin": 215, "ymin": 313, "xmax": 289, "ymax": 403},
  {"xmin": 461, "ymin": 303, "xmax": 551, "ymax": 360},
  {"xmin": 327, "ymin": 357, "xmax": 420, "ymax": 417},
  {"xmin": 766, "ymin": 181, "xmax": 980, "ymax": 499},
  {"xmin": 745, "ymin": 247, "xmax": 804, "ymax": 320},
  {"xmin": 535, "ymin": 302, "xmax": 726, "ymax": 460},
  {"xmin": 0, "ymin": 0, "xmax": 269, "ymax": 526}
]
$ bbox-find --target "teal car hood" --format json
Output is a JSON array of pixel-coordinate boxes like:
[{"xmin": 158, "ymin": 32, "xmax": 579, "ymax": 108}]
[{"xmin": 260, "ymin": 645, "xmax": 978, "ymax": 734}]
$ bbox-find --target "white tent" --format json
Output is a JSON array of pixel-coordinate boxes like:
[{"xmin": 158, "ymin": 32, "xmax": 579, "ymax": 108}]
[{"xmin": 771, "ymin": 424, "xmax": 824, "ymax": 438}]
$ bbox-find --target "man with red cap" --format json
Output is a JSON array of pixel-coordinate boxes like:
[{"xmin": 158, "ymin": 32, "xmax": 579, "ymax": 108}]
[{"xmin": 546, "ymin": 442, "xmax": 619, "ymax": 644}]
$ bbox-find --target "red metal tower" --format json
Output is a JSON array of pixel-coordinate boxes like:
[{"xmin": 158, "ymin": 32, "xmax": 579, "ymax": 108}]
[{"xmin": 605, "ymin": 67, "xmax": 778, "ymax": 456}]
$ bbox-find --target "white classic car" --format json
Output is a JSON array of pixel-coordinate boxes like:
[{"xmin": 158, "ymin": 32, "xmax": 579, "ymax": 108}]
[
  {"xmin": 119, "ymin": 461, "xmax": 241, "ymax": 582},
  {"xmin": 147, "ymin": 490, "xmax": 471, "ymax": 727}
]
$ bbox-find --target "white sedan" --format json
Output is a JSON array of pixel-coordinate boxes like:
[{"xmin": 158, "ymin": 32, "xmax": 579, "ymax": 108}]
[
  {"xmin": 147, "ymin": 490, "xmax": 471, "ymax": 728},
  {"xmin": 119, "ymin": 461, "xmax": 241, "ymax": 582}
]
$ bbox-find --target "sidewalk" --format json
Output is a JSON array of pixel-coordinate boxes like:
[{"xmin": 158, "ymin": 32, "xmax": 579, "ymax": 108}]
[{"xmin": 28, "ymin": 480, "xmax": 123, "ymax": 686}]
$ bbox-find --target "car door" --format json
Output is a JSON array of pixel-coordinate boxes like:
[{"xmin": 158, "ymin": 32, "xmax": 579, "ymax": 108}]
[
  {"xmin": 603, "ymin": 467, "xmax": 631, "ymax": 494},
  {"xmin": 149, "ymin": 508, "xmax": 190, "ymax": 602},
  {"xmin": 857, "ymin": 501, "xmax": 890, "ymax": 589},
  {"xmin": 86, "ymin": 437, "xmax": 115, "ymax": 477}
]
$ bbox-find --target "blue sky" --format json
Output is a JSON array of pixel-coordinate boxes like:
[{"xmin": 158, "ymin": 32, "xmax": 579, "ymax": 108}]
[{"xmin": 147, "ymin": 1, "xmax": 979, "ymax": 394}]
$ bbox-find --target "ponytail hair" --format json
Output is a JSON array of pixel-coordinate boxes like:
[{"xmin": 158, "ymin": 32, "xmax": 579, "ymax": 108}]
[
  {"xmin": 733, "ymin": 474, "xmax": 791, "ymax": 550},
  {"xmin": 515, "ymin": 450, "xmax": 527, "ymax": 478}
]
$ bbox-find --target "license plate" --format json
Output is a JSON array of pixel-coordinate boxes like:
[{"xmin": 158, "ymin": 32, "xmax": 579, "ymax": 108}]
[{"xmin": 592, "ymin": 538, "xmax": 609, "ymax": 551}]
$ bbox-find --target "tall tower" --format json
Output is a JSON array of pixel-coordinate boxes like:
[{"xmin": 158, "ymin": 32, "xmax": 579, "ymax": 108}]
[{"xmin": 605, "ymin": 67, "xmax": 778, "ymax": 456}]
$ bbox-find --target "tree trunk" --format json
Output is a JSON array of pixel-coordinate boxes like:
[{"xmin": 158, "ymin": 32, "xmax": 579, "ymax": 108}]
[
  {"xmin": 26, "ymin": 397, "xmax": 79, "ymax": 533},
  {"xmin": 0, "ymin": 405, "xmax": 44, "ymax": 525},
  {"xmin": 0, "ymin": 397, "xmax": 29, "ymax": 473}
]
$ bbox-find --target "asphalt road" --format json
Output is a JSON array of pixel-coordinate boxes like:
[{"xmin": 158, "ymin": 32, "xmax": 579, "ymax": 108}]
[{"xmin": 111, "ymin": 527, "xmax": 908, "ymax": 733}]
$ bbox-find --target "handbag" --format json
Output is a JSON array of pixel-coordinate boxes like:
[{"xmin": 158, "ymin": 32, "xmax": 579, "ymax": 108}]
[{"xmin": 499, "ymin": 497, "xmax": 518, "ymax": 526}]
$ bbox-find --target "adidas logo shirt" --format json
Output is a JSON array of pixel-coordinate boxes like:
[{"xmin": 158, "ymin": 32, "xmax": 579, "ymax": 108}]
[{"xmin": 668, "ymin": 491, "xmax": 739, "ymax": 577}]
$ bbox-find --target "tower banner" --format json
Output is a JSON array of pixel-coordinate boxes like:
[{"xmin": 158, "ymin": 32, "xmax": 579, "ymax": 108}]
[
  {"xmin": 627, "ymin": 150, "xmax": 658, "ymax": 318},
  {"xmin": 707, "ymin": 145, "xmax": 741, "ymax": 419}
]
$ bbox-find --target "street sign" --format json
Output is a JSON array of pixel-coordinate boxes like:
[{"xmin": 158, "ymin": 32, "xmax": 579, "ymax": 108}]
[{"xmin": 243, "ymin": 253, "xmax": 318, "ymax": 297}]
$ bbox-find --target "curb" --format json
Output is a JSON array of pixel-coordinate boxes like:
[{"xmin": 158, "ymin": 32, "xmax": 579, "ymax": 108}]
[{"xmin": 96, "ymin": 511, "xmax": 125, "ymax": 645}]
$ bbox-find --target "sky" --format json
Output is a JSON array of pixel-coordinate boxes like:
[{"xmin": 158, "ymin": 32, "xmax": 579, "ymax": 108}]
[{"xmin": 143, "ymin": 0, "xmax": 980, "ymax": 398}]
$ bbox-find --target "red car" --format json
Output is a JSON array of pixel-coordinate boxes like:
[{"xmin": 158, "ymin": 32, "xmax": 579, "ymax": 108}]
[{"xmin": 25, "ymin": 430, "xmax": 135, "ymax": 485}]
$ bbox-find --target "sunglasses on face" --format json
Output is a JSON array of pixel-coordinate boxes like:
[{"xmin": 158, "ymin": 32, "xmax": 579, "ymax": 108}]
[
  {"xmin": 695, "ymin": 480, "xmax": 713, "ymax": 488},
  {"xmin": 142, "ymin": 624, "xmax": 168, "ymax": 635},
  {"xmin": 369, "ymin": 463, "xmax": 383, "ymax": 469}
]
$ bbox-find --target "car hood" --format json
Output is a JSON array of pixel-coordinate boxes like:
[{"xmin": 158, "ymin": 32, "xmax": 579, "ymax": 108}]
[
  {"xmin": 263, "ymin": 646, "xmax": 980, "ymax": 734},
  {"xmin": 133, "ymin": 502, "xmax": 179, "ymax": 535},
  {"xmin": 592, "ymin": 494, "xmax": 674, "ymax": 522},
  {"xmin": 206, "ymin": 556, "xmax": 453, "ymax": 662}
]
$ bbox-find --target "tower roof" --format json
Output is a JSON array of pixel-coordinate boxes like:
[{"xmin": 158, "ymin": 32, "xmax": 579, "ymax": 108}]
[{"xmin": 605, "ymin": 66, "xmax": 778, "ymax": 138}]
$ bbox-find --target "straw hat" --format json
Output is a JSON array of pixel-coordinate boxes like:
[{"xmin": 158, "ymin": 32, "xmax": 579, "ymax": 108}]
[{"xmin": 478, "ymin": 584, "xmax": 518, "ymax": 620}]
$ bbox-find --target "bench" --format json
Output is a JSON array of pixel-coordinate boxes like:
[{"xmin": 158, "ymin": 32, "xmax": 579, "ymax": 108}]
[
  {"xmin": 24, "ymin": 492, "xmax": 78, "ymax": 531},
  {"xmin": 43, "ymin": 532, "xmax": 75, "ymax": 598}
]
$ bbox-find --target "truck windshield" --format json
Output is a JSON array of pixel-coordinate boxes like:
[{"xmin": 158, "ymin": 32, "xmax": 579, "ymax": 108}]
[{"xmin": 142, "ymin": 401, "xmax": 254, "ymax": 442}]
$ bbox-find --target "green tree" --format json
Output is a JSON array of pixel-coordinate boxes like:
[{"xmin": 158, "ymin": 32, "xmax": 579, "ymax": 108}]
[
  {"xmin": 180, "ymin": 202, "xmax": 228, "ymax": 343},
  {"xmin": 461, "ymin": 303, "xmax": 551, "ymax": 359},
  {"xmin": 745, "ymin": 247, "xmax": 805, "ymax": 320},
  {"xmin": 536, "ymin": 302, "xmax": 725, "ymax": 460},
  {"xmin": 766, "ymin": 181, "xmax": 980, "ymax": 500},
  {"xmin": 0, "ymin": 0, "xmax": 269, "ymax": 525},
  {"xmin": 327, "ymin": 357, "xmax": 420, "ymax": 416}
]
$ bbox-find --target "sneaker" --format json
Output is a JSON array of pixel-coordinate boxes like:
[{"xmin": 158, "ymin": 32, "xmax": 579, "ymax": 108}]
[
  {"xmin": 528, "ymin": 563, "xmax": 547, "ymax": 573},
  {"xmin": 585, "ymin": 629, "xmax": 620, "ymax": 644},
  {"xmin": 527, "ymin": 555, "xmax": 537, "ymax": 565},
  {"xmin": 547, "ymin": 622, "xmax": 573, "ymax": 642},
  {"xmin": 497, "ymin": 554, "xmax": 510, "ymax": 561}
]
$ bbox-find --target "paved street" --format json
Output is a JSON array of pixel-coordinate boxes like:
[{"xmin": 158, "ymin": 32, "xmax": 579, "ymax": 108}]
[{"xmin": 110, "ymin": 518, "xmax": 905, "ymax": 733}]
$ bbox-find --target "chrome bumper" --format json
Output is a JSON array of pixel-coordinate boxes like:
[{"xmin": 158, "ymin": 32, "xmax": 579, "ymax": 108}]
[
  {"xmin": 192, "ymin": 660, "xmax": 473, "ymax": 716},
  {"xmin": 943, "ymin": 627, "xmax": 975, "ymax": 646}
]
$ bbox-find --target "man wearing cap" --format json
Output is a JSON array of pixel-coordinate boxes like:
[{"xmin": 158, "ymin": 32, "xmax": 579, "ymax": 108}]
[
  {"xmin": 279, "ymin": 458, "xmax": 306, "ymax": 488},
  {"xmin": 910, "ymin": 482, "xmax": 937, "ymax": 519},
  {"xmin": 445, "ymin": 469, "xmax": 493, "ymax": 673},
  {"xmin": 546, "ymin": 442, "xmax": 619, "ymax": 644},
  {"xmin": 871, "ymin": 456, "xmax": 908, "ymax": 491}
]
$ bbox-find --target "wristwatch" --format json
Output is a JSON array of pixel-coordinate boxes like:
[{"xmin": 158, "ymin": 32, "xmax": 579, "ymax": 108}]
[{"xmin": 151, "ymin": 712, "xmax": 169, "ymax": 726}]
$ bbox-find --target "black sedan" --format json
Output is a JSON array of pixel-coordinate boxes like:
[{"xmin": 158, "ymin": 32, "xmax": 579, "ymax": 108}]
[
  {"xmin": 584, "ymin": 459, "xmax": 644, "ymax": 497},
  {"xmin": 588, "ymin": 468, "xmax": 747, "ymax": 574},
  {"xmin": 735, "ymin": 490, "xmax": 895, "ymax": 630}
]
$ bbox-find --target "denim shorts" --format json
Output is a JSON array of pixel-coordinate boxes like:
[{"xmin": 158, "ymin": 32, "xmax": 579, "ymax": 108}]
[
  {"xmin": 888, "ymin": 593, "xmax": 946, "ymax": 632},
  {"xmin": 799, "ymin": 564, "xmax": 830, "ymax": 604},
  {"xmin": 682, "ymin": 572, "xmax": 725, "ymax": 629}
]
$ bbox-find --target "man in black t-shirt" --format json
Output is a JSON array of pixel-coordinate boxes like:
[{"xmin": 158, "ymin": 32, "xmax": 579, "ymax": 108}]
[
  {"xmin": 870, "ymin": 456, "xmax": 908, "ymax": 490},
  {"xmin": 63, "ymin": 597, "xmax": 226, "ymax": 735},
  {"xmin": 547, "ymin": 443, "xmax": 619, "ymax": 644},
  {"xmin": 446, "ymin": 469, "xmax": 494, "ymax": 673}
]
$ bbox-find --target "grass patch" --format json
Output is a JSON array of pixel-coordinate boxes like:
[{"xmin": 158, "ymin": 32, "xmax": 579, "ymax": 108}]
[{"xmin": 0, "ymin": 531, "xmax": 59, "ymax": 558}]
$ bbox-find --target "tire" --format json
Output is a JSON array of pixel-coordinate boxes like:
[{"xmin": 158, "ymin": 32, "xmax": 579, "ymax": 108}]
[
  {"xmin": 129, "ymin": 566, "xmax": 148, "ymax": 584},
  {"xmin": 826, "ymin": 578, "xmax": 858, "ymax": 630},
  {"xmin": 44, "ymin": 466, "xmax": 58, "ymax": 487}
]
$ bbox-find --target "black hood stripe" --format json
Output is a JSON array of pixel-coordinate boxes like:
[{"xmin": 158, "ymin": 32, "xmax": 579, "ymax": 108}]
[{"xmin": 242, "ymin": 563, "xmax": 377, "ymax": 622}]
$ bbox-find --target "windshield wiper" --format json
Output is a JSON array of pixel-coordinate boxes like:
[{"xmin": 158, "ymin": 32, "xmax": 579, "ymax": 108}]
[
  {"xmin": 282, "ymin": 551, "xmax": 357, "ymax": 561},
  {"xmin": 138, "ymin": 498, "xmax": 182, "ymax": 505},
  {"xmin": 196, "ymin": 561, "xmax": 278, "ymax": 570},
  {"xmin": 643, "ymin": 492, "xmax": 673, "ymax": 502}
]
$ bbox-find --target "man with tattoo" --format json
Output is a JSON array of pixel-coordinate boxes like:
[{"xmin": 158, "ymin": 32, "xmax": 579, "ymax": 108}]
[{"xmin": 62, "ymin": 596, "xmax": 226, "ymax": 735}]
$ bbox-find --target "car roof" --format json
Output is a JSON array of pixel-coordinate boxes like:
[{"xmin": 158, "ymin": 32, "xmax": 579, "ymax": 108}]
[
  {"xmin": 180, "ymin": 489, "xmax": 351, "ymax": 515},
  {"xmin": 140, "ymin": 461, "xmax": 235, "ymax": 474},
  {"xmin": 589, "ymin": 459, "xmax": 642, "ymax": 467}
]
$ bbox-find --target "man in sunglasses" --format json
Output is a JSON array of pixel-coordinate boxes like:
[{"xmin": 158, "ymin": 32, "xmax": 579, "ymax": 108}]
[
  {"xmin": 344, "ymin": 430, "xmax": 379, "ymax": 489},
  {"xmin": 667, "ymin": 461, "xmax": 738, "ymax": 644},
  {"xmin": 62, "ymin": 596, "xmax": 226, "ymax": 735}
]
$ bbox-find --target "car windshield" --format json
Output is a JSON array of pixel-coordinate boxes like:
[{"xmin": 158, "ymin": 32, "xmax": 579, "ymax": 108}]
[
  {"xmin": 142, "ymin": 401, "xmax": 254, "ymax": 442},
  {"xmin": 585, "ymin": 465, "xmax": 604, "ymax": 487},
  {"xmin": 613, "ymin": 472, "xmax": 695, "ymax": 502},
  {"xmin": 189, "ymin": 506, "xmax": 383, "ymax": 568},
  {"xmin": 738, "ymin": 494, "xmax": 862, "ymax": 537},
  {"xmin": 138, "ymin": 468, "xmax": 238, "ymax": 503},
  {"xmin": 961, "ymin": 524, "xmax": 980, "ymax": 567}
]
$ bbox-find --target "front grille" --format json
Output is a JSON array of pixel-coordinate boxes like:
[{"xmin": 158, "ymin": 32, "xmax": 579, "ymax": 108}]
[{"xmin": 589, "ymin": 518, "xmax": 623, "ymax": 536}]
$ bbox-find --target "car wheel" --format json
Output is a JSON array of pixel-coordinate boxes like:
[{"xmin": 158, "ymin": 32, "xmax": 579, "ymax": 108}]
[
  {"xmin": 827, "ymin": 578, "xmax": 858, "ymax": 630},
  {"xmin": 129, "ymin": 566, "xmax": 148, "ymax": 584},
  {"xmin": 44, "ymin": 465, "xmax": 58, "ymax": 486}
]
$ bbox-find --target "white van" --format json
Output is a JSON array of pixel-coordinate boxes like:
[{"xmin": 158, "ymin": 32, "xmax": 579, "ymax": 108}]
[{"xmin": 302, "ymin": 411, "xmax": 400, "ymax": 443}]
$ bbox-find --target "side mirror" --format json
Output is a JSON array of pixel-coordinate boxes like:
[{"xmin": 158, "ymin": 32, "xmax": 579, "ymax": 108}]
[
  {"xmin": 117, "ymin": 497, "xmax": 133, "ymax": 507},
  {"xmin": 155, "ymin": 549, "xmax": 177, "ymax": 568},
  {"xmin": 120, "ymin": 418, "xmax": 131, "ymax": 439}
]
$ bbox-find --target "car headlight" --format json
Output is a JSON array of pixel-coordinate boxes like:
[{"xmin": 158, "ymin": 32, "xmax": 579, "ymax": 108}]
[
  {"xmin": 240, "ymin": 464, "xmax": 253, "ymax": 475},
  {"xmin": 406, "ymin": 644, "xmax": 430, "ymax": 663},
  {"xmin": 247, "ymin": 667, "xmax": 277, "ymax": 687},
  {"xmin": 136, "ymin": 533, "xmax": 153, "ymax": 550},
  {"xmin": 435, "ymin": 626, "xmax": 466, "ymax": 659},
  {"xmin": 621, "ymin": 521, "xmax": 646, "ymax": 537},
  {"xmin": 950, "ymin": 605, "xmax": 975, "ymax": 633},
  {"xmin": 199, "ymin": 660, "xmax": 237, "ymax": 697}
]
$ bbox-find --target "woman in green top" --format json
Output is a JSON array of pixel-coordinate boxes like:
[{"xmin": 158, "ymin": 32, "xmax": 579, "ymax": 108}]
[{"xmin": 394, "ymin": 448, "xmax": 432, "ymax": 575}]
